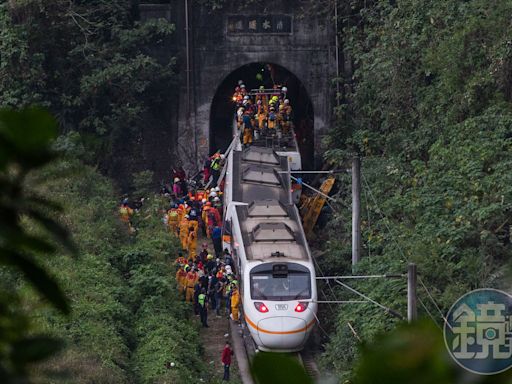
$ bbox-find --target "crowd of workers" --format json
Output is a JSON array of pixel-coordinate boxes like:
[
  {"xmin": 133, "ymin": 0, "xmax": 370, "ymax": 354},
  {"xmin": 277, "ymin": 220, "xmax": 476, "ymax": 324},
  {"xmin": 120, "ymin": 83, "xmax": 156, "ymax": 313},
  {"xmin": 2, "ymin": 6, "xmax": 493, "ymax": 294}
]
[
  {"xmin": 232, "ymin": 80, "xmax": 294, "ymax": 147},
  {"xmin": 119, "ymin": 78, "xmax": 296, "ymax": 381}
]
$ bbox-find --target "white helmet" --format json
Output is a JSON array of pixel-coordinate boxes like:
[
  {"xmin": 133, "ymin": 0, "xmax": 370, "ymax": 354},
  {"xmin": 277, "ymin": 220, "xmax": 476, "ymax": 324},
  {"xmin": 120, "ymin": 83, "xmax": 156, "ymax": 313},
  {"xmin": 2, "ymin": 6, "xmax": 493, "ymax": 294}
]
[
  {"xmin": 284, "ymin": 99, "xmax": 290, "ymax": 104},
  {"xmin": 201, "ymin": 198, "xmax": 207, "ymax": 203},
  {"xmin": 174, "ymin": 177, "xmax": 180, "ymax": 182},
  {"xmin": 238, "ymin": 80, "xmax": 244, "ymax": 85},
  {"xmin": 214, "ymin": 186, "xmax": 220, "ymax": 192},
  {"xmin": 220, "ymin": 154, "xmax": 225, "ymax": 160},
  {"xmin": 244, "ymin": 95, "xmax": 250, "ymax": 100},
  {"xmin": 282, "ymin": 86, "xmax": 288, "ymax": 92},
  {"xmin": 209, "ymin": 191, "xmax": 217, "ymax": 198},
  {"xmin": 213, "ymin": 196, "xmax": 220, "ymax": 202},
  {"xmin": 242, "ymin": 100, "xmax": 249, "ymax": 105},
  {"xmin": 240, "ymin": 84, "xmax": 246, "ymax": 88}
]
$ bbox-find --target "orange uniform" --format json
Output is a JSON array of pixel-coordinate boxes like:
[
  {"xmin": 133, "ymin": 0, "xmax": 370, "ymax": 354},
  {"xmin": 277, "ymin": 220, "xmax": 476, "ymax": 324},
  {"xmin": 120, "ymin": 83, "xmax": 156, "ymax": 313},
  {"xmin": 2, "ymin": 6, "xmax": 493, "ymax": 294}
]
[
  {"xmin": 231, "ymin": 288, "xmax": 240, "ymax": 321},
  {"xmin": 185, "ymin": 271, "xmax": 198, "ymax": 302},
  {"xmin": 175, "ymin": 267, "xmax": 187, "ymax": 296},
  {"xmin": 179, "ymin": 218, "xmax": 190, "ymax": 250}
]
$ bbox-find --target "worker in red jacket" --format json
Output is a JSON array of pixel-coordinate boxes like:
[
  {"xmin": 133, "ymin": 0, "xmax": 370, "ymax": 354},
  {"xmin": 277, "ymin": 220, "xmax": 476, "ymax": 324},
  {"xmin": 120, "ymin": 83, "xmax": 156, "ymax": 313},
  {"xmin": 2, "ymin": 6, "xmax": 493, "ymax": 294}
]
[{"xmin": 221, "ymin": 341, "xmax": 234, "ymax": 381}]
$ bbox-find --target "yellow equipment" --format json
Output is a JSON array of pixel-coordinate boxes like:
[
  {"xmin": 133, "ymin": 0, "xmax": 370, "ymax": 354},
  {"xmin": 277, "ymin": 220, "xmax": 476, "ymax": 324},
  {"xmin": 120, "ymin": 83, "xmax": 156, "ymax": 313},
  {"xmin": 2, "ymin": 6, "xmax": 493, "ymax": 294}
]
[{"xmin": 300, "ymin": 176, "xmax": 335, "ymax": 236}]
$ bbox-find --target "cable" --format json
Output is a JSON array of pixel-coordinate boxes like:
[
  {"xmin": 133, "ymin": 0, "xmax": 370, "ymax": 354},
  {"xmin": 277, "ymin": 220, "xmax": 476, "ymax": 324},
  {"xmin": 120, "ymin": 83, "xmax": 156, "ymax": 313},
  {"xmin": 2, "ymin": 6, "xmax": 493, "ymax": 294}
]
[
  {"xmin": 418, "ymin": 276, "xmax": 452, "ymax": 331},
  {"xmin": 417, "ymin": 296, "xmax": 442, "ymax": 331},
  {"xmin": 334, "ymin": 279, "xmax": 404, "ymax": 320},
  {"xmin": 361, "ymin": 171, "xmax": 408, "ymax": 262}
]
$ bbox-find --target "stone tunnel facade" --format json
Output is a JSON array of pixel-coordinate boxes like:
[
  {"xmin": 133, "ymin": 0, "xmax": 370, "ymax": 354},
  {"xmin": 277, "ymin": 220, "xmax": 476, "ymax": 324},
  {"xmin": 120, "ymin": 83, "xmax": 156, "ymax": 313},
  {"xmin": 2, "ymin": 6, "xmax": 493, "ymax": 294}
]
[{"xmin": 139, "ymin": 2, "xmax": 336, "ymax": 175}]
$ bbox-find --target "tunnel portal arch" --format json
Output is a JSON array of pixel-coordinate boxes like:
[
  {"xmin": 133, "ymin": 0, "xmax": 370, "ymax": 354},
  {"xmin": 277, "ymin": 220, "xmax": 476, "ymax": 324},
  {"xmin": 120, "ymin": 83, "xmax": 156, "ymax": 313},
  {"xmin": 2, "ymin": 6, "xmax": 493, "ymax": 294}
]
[{"xmin": 209, "ymin": 62, "xmax": 315, "ymax": 169}]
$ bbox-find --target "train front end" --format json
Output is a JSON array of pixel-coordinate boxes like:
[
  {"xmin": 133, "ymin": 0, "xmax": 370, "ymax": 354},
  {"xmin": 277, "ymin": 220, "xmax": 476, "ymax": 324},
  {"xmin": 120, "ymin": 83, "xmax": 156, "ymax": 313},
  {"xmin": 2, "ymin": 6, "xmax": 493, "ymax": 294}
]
[{"xmin": 243, "ymin": 261, "xmax": 317, "ymax": 352}]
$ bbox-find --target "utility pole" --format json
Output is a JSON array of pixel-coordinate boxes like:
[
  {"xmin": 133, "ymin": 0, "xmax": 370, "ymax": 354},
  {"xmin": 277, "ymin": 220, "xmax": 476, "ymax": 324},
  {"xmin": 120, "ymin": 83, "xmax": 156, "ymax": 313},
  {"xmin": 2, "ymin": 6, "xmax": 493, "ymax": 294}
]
[
  {"xmin": 407, "ymin": 263, "xmax": 417, "ymax": 322},
  {"xmin": 352, "ymin": 157, "xmax": 361, "ymax": 271}
]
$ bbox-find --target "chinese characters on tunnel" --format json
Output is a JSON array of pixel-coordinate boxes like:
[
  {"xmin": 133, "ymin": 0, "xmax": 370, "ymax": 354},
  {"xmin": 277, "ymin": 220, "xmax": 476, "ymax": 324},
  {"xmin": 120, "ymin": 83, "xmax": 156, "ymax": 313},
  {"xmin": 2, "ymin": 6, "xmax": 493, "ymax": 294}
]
[{"xmin": 227, "ymin": 15, "xmax": 292, "ymax": 34}]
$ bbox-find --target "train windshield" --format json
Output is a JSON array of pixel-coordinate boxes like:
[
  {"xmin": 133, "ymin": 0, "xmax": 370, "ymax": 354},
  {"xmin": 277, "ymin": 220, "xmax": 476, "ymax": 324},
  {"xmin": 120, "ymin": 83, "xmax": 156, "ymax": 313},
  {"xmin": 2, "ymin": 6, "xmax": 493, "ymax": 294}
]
[{"xmin": 250, "ymin": 263, "xmax": 311, "ymax": 301}]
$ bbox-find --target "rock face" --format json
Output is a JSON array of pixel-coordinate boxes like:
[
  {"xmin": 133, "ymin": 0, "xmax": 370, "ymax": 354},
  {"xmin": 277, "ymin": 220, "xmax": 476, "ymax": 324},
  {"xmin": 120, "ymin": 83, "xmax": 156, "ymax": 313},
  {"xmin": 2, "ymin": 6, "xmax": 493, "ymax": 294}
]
[{"xmin": 139, "ymin": 2, "xmax": 335, "ymax": 179}]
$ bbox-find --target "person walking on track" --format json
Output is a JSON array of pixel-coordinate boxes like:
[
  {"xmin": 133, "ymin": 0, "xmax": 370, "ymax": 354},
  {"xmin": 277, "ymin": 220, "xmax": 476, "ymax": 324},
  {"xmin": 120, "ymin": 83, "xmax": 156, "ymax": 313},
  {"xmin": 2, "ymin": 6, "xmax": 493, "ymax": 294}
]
[{"xmin": 221, "ymin": 341, "xmax": 234, "ymax": 381}]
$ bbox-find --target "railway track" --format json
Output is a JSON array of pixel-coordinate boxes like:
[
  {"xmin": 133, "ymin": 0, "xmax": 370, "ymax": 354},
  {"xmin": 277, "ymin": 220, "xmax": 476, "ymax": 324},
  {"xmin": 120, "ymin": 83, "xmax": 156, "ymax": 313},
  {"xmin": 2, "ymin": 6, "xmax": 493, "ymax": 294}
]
[{"xmin": 233, "ymin": 312, "xmax": 320, "ymax": 383}]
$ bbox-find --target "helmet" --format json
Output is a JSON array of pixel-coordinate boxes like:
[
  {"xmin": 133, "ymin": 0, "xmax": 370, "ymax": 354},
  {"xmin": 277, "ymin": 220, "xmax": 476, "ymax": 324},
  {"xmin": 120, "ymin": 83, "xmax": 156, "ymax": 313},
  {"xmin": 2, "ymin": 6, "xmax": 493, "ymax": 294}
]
[
  {"xmin": 201, "ymin": 198, "xmax": 207, "ymax": 203},
  {"xmin": 279, "ymin": 104, "xmax": 285, "ymax": 110},
  {"xmin": 123, "ymin": 198, "xmax": 129, "ymax": 204},
  {"xmin": 257, "ymin": 100, "xmax": 262, "ymax": 105},
  {"xmin": 242, "ymin": 100, "xmax": 248, "ymax": 105},
  {"xmin": 215, "ymin": 187, "xmax": 220, "ymax": 192},
  {"xmin": 184, "ymin": 214, "xmax": 189, "ymax": 219},
  {"xmin": 259, "ymin": 85, "xmax": 265, "ymax": 90},
  {"xmin": 178, "ymin": 204, "xmax": 184, "ymax": 209},
  {"xmin": 206, "ymin": 202, "xmax": 212, "ymax": 207},
  {"xmin": 238, "ymin": 80, "xmax": 244, "ymax": 85},
  {"xmin": 240, "ymin": 84, "xmax": 246, "ymax": 88},
  {"xmin": 270, "ymin": 106, "xmax": 275, "ymax": 111},
  {"xmin": 207, "ymin": 254, "xmax": 214, "ymax": 260},
  {"xmin": 284, "ymin": 99, "xmax": 290, "ymax": 104},
  {"xmin": 282, "ymin": 86, "xmax": 288, "ymax": 92},
  {"xmin": 220, "ymin": 154, "xmax": 225, "ymax": 160},
  {"xmin": 244, "ymin": 95, "xmax": 250, "ymax": 100},
  {"xmin": 174, "ymin": 177, "xmax": 180, "ymax": 182},
  {"xmin": 213, "ymin": 196, "xmax": 220, "ymax": 202},
  {"xmin": 209, "ymin": 191, "xmax": 217, "ymax": 197}
]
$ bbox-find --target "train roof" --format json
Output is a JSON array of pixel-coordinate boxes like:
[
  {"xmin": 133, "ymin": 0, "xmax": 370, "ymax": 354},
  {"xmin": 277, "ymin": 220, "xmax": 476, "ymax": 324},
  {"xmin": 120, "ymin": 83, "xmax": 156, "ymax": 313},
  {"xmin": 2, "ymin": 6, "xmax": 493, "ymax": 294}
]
[{"xmin": 230, "ymin": 146, "xmax": 310, "ymax": 261}]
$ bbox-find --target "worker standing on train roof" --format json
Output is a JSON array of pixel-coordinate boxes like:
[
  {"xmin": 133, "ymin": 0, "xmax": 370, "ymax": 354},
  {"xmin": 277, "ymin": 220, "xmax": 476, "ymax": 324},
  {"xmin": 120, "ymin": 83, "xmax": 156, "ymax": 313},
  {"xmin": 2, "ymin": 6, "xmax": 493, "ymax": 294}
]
[
  {"xmin": 187, "ymin": 226, "xmax": 197, "ymax": 261},
  {"xmin": 185, "ymin": 267, "xmax": 198, "ymax": 302},
  {"xmin": 283, "ymin": 98, "xmax": 293, "ymax": 134},
  {"xmin": 179, "ymin": 214, "xmax": 190, "ymax": 250},
  {"xmin": 230, "ymin": 283, "xmax": 240, "ymax": 322},
  {"xmin": 267, "ymin": 106, "xmax": 277, "ymax": 133},
  {"xmin": 242, "ymin": 110, "xmax": 253, "ymax": 147}
]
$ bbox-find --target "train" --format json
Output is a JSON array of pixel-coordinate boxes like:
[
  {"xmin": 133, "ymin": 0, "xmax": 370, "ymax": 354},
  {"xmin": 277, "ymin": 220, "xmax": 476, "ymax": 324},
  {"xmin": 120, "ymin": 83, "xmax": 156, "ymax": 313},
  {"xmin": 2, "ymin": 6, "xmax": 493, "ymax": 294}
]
[{"xmin": 222, "ymin": 127, "xmax": 317, "ymax": 352}]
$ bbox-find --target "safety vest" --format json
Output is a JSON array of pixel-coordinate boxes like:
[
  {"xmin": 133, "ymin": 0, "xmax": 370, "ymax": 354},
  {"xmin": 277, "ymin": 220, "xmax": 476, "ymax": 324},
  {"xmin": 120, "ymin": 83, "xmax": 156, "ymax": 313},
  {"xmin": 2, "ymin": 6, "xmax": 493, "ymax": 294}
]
[
  {"xmin": 198, "ymin": 293, "xmax": 206, "ymax": 307},
  {"xmin": 168, "ymin": 209, "xmax": 179, "ymax": 221},
  {"xmin": 211, "ymin": 158, "xmax": 221, "ymax": 171}
]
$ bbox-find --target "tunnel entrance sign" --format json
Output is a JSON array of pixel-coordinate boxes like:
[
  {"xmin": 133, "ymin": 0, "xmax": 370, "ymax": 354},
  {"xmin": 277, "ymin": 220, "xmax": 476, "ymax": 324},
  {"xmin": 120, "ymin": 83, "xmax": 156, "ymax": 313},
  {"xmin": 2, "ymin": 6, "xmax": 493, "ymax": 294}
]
[{"xmin": 227, "ymin": 15, "xmax": 292, "ymax": 35}]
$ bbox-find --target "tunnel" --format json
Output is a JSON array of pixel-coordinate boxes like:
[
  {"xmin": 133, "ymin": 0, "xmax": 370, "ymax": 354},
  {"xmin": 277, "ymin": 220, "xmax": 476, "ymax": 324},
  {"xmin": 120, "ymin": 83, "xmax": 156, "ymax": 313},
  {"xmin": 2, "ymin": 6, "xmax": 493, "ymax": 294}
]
[{"xmin": 209, "ymin": 63, "xmax": 315, "ymax": 169}]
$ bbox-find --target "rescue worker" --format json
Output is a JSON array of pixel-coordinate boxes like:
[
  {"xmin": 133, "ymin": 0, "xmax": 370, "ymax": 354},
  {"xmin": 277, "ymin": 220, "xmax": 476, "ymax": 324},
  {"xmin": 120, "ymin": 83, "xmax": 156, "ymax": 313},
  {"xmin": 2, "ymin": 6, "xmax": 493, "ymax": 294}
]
[
  {"xmin": 210, "ymin": 153, "xmax": 222, "ymax": 187},
  {"xmin": 230, "ymin": 283, "xmax": 240, "ymax": 322},
  {"xmin": 202, "ymin": 202, "xmax": 212, "ymax": 238},
  {"xmin": 283, "ymin": 99, "xmax": 293, "ymax": 134},
  {"xmin": 119, "ymin": 198, "xmax": 133, "ymax": 224},
  {"xmin": 199, "ymin": 242, "xmax": 209, "ymax": 264},
  {"xmin": 175, "ymin": 251, "xmax": 187, "ymax": 266},
  {"xmin": 242, "ymin": 110, "xmax": 253, "ymax": 147},
  {"xmin": 267, "ymin": 106, "xmax": 277, "ymax": 133},
  {"xmin": 198, "ymin": 288, "xmax": 209, "ymax": 327},
  {"xmin": 167, "ymin": 204, "xmax": 180, "ymax": 236},
  {"xmin": 172, "ymin": 177, "xmax": 182, "ymax": 197},
  {"xmin": 176, "ymin": 265, "xmax": 187, "ymax": 299},
  {"xmin": 187, "ymin": 227, "xmax": 197, "ymax": 261},
  {"xmin": 212, "ymin": 226, "xmax": 223, "ymax": 258},
  {"xmin": 185, "ymin": 267, "xmax": 199, "ymax": 302},
  {"xmin": 179, "ymin": 215, "xmax": 190, "ymax": 250}
]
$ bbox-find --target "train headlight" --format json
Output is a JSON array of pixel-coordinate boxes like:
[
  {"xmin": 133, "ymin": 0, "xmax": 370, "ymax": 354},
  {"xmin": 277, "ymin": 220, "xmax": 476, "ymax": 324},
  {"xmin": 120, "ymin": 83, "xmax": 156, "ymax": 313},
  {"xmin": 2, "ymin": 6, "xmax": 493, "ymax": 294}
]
[
  {"xmin": 254, "ymin": 302, "xmax": 269, "ymax": 313},
  {"xmin": 294, "ymin": 302, "xmax": 309, "ymax": 313}
]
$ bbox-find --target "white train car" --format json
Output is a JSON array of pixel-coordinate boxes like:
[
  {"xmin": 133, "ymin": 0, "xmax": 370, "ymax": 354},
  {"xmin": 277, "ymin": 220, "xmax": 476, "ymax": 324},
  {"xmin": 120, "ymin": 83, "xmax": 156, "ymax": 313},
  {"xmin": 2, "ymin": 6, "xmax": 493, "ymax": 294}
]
[{"xmin": 223, "ymin": 145, "xmax": 317, "ymax": 352}]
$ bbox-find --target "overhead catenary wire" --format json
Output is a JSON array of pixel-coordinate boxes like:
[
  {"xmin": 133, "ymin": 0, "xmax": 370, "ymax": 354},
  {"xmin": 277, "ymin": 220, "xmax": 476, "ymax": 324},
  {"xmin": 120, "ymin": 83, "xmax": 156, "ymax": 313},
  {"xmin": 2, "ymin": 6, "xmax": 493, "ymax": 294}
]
[
  {"xmin": 417, "ymin": 296, "xmax": 443, "ymax": 331},
  {"xmin": 362, "ymin": 166, "xmax": 448, "ymax": 325}
]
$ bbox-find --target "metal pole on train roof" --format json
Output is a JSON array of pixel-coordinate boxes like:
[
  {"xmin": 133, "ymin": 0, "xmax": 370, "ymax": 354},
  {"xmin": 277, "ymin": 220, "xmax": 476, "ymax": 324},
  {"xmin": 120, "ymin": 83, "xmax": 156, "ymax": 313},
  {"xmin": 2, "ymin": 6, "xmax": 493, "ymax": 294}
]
[{"xmin": 352, "ymin": 157, "xmax": 361, "ymax": 272}]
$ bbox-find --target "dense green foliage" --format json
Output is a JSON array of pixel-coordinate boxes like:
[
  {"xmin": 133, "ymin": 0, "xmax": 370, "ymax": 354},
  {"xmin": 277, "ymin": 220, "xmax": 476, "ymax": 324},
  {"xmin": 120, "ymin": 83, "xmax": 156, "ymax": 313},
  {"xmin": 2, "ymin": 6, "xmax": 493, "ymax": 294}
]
[
  {"xmin": 320, "ymin": 0, "xmax": 512, "ymax": 379},
  {"xmin": 0, "ymin": 0, "xmax": 175, "ymax": 181},
  {"xmin": 0, "ymin": 108, "xmax": 205, "ymax": 383},
  {"xmin": 25, "ymin": 153, "xmax": 207, "ymax": 383}
]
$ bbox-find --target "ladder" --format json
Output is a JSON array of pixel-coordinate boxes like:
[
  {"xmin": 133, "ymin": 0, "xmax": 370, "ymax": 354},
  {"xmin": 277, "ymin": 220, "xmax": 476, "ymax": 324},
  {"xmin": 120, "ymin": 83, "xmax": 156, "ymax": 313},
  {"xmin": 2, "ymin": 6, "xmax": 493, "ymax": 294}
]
[{"xmin": 301, "ymin": 176, "xmax": 335, "ymax": 236}]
